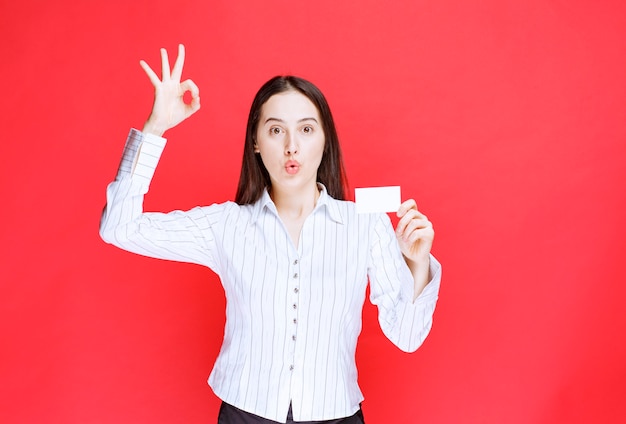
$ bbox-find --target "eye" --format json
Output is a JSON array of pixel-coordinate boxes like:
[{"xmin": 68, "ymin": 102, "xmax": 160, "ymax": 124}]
[
  {"xmin": 270, "ymin": 127, "xmax": 282, "ymax": 135},
  {"xmin": 302, "ymin": 125, "xmax": 314, "ymax": 134}
]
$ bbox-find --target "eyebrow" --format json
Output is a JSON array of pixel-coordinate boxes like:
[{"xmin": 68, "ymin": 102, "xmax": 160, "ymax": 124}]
[{"xmin": 264, "ymin": 117, "xmax": 319, "ymax": 124}]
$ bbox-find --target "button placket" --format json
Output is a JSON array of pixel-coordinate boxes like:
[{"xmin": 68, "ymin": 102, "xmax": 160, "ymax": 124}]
[{"xmin": 290, "ymin": 257, "xmax": 301, "ymax": 356}]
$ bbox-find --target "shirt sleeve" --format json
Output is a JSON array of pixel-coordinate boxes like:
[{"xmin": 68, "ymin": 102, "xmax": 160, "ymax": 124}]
[
  {"xmin": 367, "ymin": 213, "xmax": 442, "ymax": 353},
  {"xmin": 99, "ymin": 128, "xmax": 221, "ymax": 271}
]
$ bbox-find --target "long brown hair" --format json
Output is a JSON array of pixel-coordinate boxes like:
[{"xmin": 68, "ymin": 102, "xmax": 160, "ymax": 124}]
[{"xmin": 235, "ymin": 76, "xmax": 348, "ymax": 205}]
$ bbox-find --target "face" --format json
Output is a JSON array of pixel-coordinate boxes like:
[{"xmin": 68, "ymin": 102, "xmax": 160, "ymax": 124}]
[{"xmin": 254, "ymin": 90, "xmax": 325, "ymax": 193}]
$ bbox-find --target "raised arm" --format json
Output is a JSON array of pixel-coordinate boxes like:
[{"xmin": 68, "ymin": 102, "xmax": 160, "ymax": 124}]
[
  {"xmin": 140, "ymin": 44, "xmax": 201, "ymax": 136},
  {"xmin": 99, "ymin": 45, "xmax": 217, "ymax": 268}
]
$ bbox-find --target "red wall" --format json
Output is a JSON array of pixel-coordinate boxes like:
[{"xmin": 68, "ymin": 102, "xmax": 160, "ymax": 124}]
[{"xmin": 2, "ymin": 1, "xmax": 625, "ymax": 422}]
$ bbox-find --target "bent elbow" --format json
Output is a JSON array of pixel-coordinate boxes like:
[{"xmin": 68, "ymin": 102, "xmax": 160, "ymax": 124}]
[
  {"xmin": 99, "ymin": 224, "xmax": 113, "ymax": 245},
  {"xmin": 99, "ymin": 209, "xmax": 118, "ymax": 246},
  {"xmin": 389, "ymin": 319, "xmax": 434, "ymax": 353}
]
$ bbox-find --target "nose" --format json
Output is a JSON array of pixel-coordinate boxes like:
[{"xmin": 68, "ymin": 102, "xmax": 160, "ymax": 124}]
[{"xmin": 284, "ymin": 132, "xmax": 298, "ymax": 155}]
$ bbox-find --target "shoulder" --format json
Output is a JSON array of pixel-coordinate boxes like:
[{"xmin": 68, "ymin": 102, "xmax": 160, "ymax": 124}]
[
  {"xmin": 323, "ymin": 196, "xmax": 387, "ymax": 227},
  {"xmin": 190, "ymin": 201, "xmax": 253, "ymax": 223}
]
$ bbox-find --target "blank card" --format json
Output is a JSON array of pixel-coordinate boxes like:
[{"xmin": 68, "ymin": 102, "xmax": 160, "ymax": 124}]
[{"xmin": 355, "ymin": 186, "xmax": 401, "ymax": 213}]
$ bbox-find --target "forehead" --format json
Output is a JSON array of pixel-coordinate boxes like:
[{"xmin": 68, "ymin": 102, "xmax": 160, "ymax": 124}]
[{"xmin": 260, "ymin": 90, "xmax": 320, "ymax": 122}]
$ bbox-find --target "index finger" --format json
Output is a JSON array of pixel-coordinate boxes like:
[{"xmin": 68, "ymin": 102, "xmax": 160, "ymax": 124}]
[
  {"xmin": 397, "ymin": 199, "xmax": 418, "ymax": 217},
  {"xmin": 171, "ymin": 44, "xmax": 185, "ymax": 82}
]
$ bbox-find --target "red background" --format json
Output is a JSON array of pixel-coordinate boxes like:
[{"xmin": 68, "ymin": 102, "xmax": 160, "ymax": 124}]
[{"xmin": 2, "ymin": 1, "xmax": 626, "ymax": 423}]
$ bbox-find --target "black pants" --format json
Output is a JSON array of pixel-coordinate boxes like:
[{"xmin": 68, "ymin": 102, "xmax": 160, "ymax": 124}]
[{"xmin": 218, "ymin": 402, "xmax": 365, "ymax": 424}]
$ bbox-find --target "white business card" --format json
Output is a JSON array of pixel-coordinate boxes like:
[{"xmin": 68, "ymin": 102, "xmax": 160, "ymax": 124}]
[{"xmin": 355, "ymin": 186, "xmax": 401, "ymax": 214}]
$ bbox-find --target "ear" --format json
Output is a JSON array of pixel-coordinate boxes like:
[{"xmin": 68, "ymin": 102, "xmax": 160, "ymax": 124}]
[{"xmin": 253, "ymin": 143, "xmax": 260, "ymax": 153}]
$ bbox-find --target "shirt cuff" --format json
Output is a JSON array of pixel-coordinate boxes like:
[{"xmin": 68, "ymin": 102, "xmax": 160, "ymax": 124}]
[
  {"xmin": 116, "ymin": 128, "xmax": 167, "ymax": 187},
  {"xmin": 403, "ymin": 254, "xmax": 441, "ymax": 303}
]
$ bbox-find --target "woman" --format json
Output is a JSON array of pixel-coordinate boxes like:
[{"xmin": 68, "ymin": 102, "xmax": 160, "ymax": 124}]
[{"xmin": 100, "ymin": 44, "xmax": 441, "ymax": 424}]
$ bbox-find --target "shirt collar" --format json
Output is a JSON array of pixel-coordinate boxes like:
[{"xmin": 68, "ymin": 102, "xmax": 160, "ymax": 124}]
[
  {"xmin": 315, "ymin": 184, "xmax": 344, "ymax": 224},
  {"xmin": 250, "ymin": 183, "xmax": 345, "ymax": 225}
]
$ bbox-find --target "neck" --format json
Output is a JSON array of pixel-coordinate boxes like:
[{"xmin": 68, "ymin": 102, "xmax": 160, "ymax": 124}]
[{"xmin": 270, "ymin": 183, "xmax": 320, "ymax": 219}]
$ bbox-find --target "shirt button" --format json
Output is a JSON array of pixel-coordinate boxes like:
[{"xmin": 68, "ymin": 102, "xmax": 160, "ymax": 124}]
[
  {"xmin": 293, "ymin": 318, "xmax": 297, "ymax": 324},
  {"xmin": 294, "ymin": 287, "xmax": 299, "ymax": 293},
  {"xmin": 293, "ymin": 259, "xmax": 298, "ymax": 265},
  {"xmin": 293, "ymin": 273, "xmax": 299, "ymax": 279},
  {"xmin": 292, "ymin": 335, "xmax": 296, "ymax": 341},
  {"xmin": 289, "ymin": 365, "xmax": 294, "ymax": 371},
  {"xmin": 293, "ymin": 304, "xmax": 297, "ymax": 309}
]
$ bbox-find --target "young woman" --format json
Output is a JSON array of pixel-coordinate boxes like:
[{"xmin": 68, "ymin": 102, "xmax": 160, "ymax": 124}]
[{"xmin": 100, "ymin": 44, "xmax": 441, "ymax": 424}]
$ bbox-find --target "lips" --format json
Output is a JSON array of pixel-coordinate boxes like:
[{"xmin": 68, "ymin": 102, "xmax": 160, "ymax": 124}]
[{"xmin": 285, "ymin": 160, "xmax": 300, "ymax": 175}]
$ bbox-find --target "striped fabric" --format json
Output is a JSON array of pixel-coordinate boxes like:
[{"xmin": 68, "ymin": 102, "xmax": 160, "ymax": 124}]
[{"xmin": 100, "ymin": 129, "xmax": 441, "ymax": 423}]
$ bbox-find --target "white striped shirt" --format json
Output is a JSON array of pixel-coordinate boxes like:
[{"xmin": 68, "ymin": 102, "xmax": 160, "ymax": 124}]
[{"xmin": 100, "ymin": 129, "xmax": 441, "ymax": 423}]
